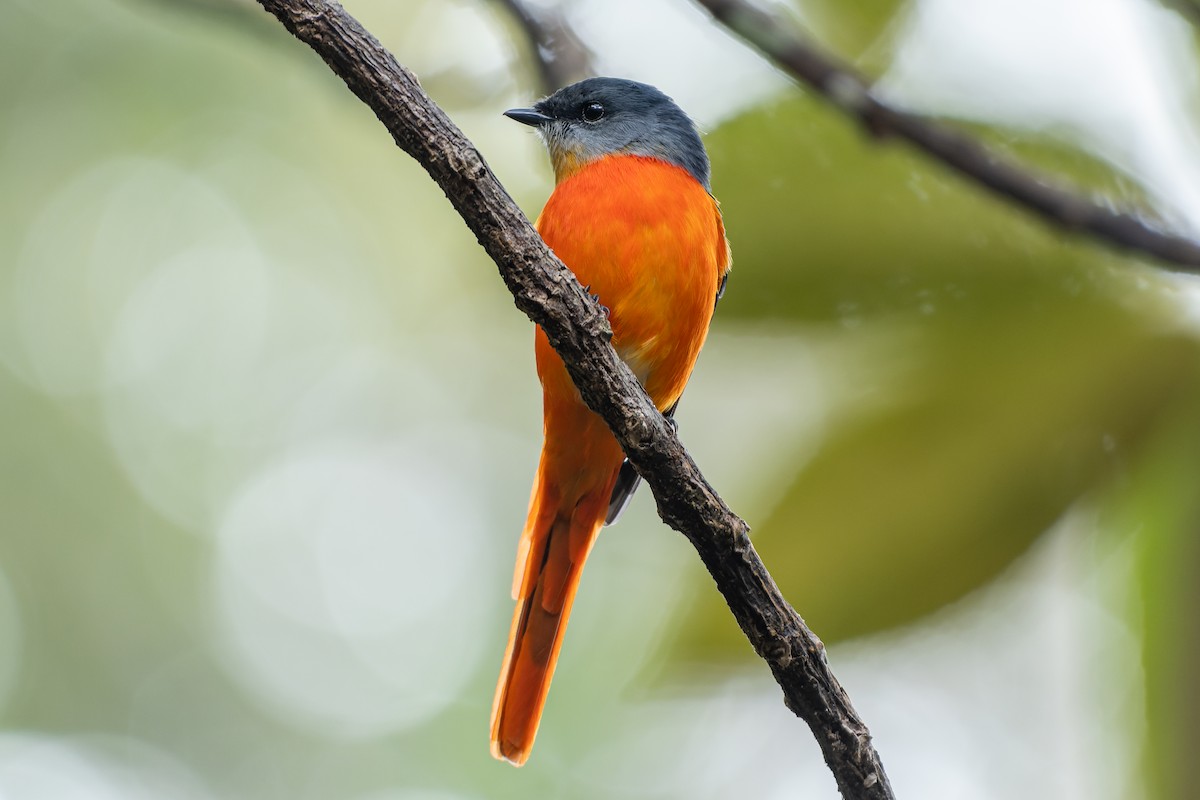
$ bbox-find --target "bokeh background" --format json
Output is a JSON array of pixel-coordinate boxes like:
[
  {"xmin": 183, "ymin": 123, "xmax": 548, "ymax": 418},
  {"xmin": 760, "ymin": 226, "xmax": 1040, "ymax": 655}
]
[{"xmin": 3, "ymin": 0, "xmax": 1200, "ymax": 797}]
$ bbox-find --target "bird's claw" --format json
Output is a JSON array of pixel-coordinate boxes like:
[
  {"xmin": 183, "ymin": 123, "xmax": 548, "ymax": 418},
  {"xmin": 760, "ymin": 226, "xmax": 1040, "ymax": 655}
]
[{"xmin": 583, "ymin": 285, "xmax": 609, "ymax": 317}]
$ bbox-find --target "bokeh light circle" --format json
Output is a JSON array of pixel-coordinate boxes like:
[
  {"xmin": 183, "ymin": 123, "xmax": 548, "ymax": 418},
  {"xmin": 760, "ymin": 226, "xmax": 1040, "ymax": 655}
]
[{"xmin": 213, "ymin": 437, "xmax": 493, "ymax": 739}]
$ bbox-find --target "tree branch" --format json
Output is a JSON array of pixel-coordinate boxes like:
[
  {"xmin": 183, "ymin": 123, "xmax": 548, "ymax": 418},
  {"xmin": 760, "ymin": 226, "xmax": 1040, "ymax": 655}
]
[
  {"xmin": 1161, "ymin": 0, "xmax": 1200, "ymax": 27},
  {"xmin": 695, "ymin": 0, "xmax": 1200, "ymax": 270},
  {"xmin": 253, "ymin": 0, "xmax": 893, "ymax": 797},
  {"xmin": 490, "ymin": 0, "xmax": 591, "ymax": 93}
]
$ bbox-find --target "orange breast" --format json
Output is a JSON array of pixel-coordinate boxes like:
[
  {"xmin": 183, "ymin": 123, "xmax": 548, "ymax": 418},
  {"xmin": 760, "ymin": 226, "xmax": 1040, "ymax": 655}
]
[{"xmin": 534, "ymin": 154, "xmax": 728, "ymax": 410}]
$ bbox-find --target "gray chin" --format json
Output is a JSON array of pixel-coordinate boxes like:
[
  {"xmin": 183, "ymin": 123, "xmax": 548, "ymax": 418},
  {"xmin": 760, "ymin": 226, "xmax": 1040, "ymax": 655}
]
[{"xmin": 538, "ymin": 121, "xmax": 569, "ymax": 149}]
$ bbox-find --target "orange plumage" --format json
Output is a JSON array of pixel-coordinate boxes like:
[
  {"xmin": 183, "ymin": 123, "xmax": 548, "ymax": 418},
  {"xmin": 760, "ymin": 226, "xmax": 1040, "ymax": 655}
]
[{"xmin": 490, "ymin": 153, "xmax": 729, "ymax": 766}]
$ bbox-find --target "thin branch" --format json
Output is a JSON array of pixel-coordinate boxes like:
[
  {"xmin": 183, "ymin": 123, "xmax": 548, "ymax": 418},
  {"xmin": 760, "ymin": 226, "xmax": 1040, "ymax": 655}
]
[
  {"xmin": 695, "ymin": 0, "xmax": 1200, "ymax": 270},
  {"xmin": 254, "ymin": 0, "xmax": 893, "ymax": 797},
  {"xmin": 1162, "ymin": 0, "xmax": 1200, "ymax": 27},
  {"xmin": 490, "ymin": 0, "xmax": 591, "ymax": 93}
]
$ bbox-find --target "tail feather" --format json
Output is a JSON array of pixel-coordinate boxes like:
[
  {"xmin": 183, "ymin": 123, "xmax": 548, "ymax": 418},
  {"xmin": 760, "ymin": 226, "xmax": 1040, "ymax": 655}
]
[{"xmin": 490, "ymin": 483, "xmax": 610, "ymax": 766}]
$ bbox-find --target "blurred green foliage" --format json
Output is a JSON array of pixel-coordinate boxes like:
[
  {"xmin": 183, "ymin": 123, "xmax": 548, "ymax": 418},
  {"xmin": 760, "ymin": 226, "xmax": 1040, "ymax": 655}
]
[
  {"xmin": 672, "ymin": 39, "xmax": 1200, "ymax": 798},
  {"xmin": 1107, "ymin": 415, "xmax": 1200, "ymax": 800},
  {"xmin": 676, "ymin": 93, "xmax": 1200, "ymax": 651},
  {"xmin": 801, "ymin": 0, "xmax": 910, "ymax": 67}
]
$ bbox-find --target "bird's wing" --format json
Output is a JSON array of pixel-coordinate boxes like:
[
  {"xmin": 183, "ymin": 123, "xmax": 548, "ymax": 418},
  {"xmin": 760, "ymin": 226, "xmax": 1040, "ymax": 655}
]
[{"xmin": 605, "ymin": 200, "xmax": 730, "ymax": 526}]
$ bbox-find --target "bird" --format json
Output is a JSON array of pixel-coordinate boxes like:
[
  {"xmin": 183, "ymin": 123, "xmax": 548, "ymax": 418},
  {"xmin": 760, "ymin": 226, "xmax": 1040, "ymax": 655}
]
[{"xmin": 492, "ymin": 77, "xmax": 731, "ymax": 766}]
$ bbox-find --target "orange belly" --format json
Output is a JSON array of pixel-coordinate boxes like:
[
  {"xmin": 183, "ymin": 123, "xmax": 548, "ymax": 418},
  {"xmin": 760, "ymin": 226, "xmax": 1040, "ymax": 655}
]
[{"xmin": 535, "ymin": 154, "xmax": 728, "ymax": 413}]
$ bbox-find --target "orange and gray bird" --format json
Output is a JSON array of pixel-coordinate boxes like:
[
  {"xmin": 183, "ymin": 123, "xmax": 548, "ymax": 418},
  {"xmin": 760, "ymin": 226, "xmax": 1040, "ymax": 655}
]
[{"xmin": 492, "ymin": 77, "xmax": 731, "ymax": 766}]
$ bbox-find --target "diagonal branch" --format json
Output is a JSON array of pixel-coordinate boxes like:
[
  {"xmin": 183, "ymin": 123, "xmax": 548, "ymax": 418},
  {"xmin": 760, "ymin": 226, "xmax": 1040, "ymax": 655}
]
[
  {"xmin": 254, "ymin": 0, "xmax": 893, "ymax": 797},
  {"xmin": 695, "ymin": 0, "xmax": 1200, "ymax": 270},
  {"xmin": 490, "ymin": 0, "xmax": 591, "ymax": 93}
]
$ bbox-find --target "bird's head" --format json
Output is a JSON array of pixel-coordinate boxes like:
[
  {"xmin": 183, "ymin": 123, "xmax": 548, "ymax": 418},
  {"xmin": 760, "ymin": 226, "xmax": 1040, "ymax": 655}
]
[{"xmin": 505, "ymin": 77, "xmax": 710, "ymax": 189}]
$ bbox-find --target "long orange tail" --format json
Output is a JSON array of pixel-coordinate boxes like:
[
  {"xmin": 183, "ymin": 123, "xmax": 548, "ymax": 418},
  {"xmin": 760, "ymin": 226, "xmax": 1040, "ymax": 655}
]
[{"xmin": 489, "ymin": 460, "xmax": 616, "ymax": 766}]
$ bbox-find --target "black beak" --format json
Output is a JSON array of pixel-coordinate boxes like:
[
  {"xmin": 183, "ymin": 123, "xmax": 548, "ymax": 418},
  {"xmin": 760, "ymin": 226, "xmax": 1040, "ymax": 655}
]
[{"xmin": 504, "ymin": 107, "xmax": 554, "ymax": 127}]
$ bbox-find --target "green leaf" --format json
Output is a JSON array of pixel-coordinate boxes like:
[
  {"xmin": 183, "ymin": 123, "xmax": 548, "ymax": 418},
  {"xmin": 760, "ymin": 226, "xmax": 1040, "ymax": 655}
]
[
  {"xmin": 667, "ymin": 93, "xmax": 1200, "ymax": 659},
  {"xmin": 674, "ymin": 299, "xmax": 1200, "ymax": 657},
  {"xmin": 1108, "ymin": 410, "xmax": 1200, "ymax": 800},
  {"xmin": 706, "ymin": 94, "xmax": 1156, "ymax": 325}
]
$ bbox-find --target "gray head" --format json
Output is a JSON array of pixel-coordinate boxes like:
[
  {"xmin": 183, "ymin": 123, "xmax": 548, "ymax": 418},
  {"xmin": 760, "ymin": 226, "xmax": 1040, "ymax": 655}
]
[{"xmin": 505, "ymin": 77, "xmax": 710, "ymax": 190}]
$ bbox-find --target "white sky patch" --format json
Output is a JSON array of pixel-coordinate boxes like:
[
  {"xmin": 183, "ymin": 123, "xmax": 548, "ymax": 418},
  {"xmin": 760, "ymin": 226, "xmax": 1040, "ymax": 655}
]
[
  {"xmin": 405, "ymin": 0, "xmax": 513, "ymax": 83},
  {"xmin": 881, "ymin": 0, "xmax": 1200, "ymax": 234},
  {"xmin": 564, "ymin": 0, "xmax": 789, "ymax": 128}
]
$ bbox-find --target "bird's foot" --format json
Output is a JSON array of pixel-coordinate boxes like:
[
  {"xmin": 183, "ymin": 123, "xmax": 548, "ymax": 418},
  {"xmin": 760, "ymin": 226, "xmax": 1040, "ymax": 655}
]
[{"xmin": 583, "ymin": 285, "xmax": 609, "ymax": 317}]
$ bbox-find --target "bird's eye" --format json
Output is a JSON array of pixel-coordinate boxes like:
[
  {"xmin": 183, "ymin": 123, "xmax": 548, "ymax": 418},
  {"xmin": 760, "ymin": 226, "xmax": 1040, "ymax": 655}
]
[{"xmin": 581, "ymin": 102, "xmax": 605, "ymax": 122}]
